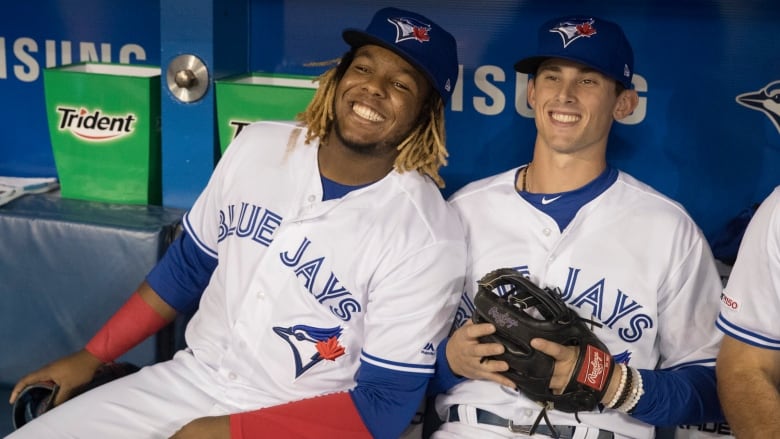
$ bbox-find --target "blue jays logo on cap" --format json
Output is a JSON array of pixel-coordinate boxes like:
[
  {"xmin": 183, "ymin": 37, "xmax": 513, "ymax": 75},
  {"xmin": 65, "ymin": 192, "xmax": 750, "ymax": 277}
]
[
  {"xmin": 388, "ymin": 16, "xmax": 431, "ymax": 44},
  {"xmin": 514, "ymin": 15, "xmax": 635, "ymax": 90},
  {"xmin": 550, "ymin": 18, "xmax": 597, "ymax": 48},
  {"xmin": 342, "ymin": 7, "xmax": 459, "ymax": 103}
]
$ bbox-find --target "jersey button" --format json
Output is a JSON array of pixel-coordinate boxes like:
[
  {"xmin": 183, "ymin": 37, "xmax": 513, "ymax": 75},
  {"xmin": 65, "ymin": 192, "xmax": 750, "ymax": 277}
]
[
  {"xmin": 228, "ymin": 372, "xmax": 237, "ymax": 380},
  {"xmin": 542, "ymin": 227, "xmax": 551, "ymax": 236},
  {"xmin": 307, "ymin": 194, "xmax": 316, "ymax": 202},
  {"xmin": 256, "ymin": 291, "xmax": 265, "ymax": 299}
]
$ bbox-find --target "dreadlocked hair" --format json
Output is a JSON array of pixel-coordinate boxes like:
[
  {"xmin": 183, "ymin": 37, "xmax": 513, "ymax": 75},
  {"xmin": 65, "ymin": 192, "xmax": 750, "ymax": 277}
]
[{"xmin": 297, "ymin": 50, "xmax": 450, "ymax": 188}]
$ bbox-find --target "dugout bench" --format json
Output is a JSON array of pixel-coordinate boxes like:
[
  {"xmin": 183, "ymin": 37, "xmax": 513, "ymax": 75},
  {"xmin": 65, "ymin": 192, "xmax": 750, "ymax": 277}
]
[{"xmin": 0, "ymin": 191, "xmax": 186, "ymax": 391}]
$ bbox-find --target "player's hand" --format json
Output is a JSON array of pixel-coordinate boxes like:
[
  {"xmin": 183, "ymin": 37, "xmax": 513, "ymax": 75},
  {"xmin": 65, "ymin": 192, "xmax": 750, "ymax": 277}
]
[
  {"xmin": 530, "ymin": 338, "xmax": 579, "ymax": 395},
  {"xmin": 8, "ymin": 349, "xmax": 103, "ymax": 406},
  {"xmin": 169, "ymin": 415, "xmax": 230, "ymax": 439},
  {"xmin": 446, "ymin": 320, "xmax": 515, "ymax": 388}
]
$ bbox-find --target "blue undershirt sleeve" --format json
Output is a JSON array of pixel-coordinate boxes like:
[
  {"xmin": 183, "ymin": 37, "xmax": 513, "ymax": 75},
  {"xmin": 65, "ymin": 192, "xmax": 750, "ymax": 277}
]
[
  {"xmin": 146, "ymin": 230, "xmax": 217, "ymax": 313},
  {"xmin": 349, "ymin": 361, "xmax": 430, "ymax": 439},
  {"xmin": 427, "ymin": 337, "xmax": 467, "ymax": 396},
  {"xmin": 424, "ymin": 339, "xmax": 725, "ymax": 428},
  {"xmin": 630, "ymin": 365, "xmax": 724, "ymax": 427}
]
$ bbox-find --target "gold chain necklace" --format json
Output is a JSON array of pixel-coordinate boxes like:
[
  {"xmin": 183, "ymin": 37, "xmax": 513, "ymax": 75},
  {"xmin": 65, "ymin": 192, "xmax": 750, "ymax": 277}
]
[{"xmin": 521, "ymin": 164, "xmax": 530, "ymax": 192}]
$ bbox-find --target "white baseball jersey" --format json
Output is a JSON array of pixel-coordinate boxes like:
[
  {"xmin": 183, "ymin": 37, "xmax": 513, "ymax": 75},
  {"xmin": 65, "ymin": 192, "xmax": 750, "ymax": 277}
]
[
  {"xmin": 181, "ymin": 120, "xmax": 466, "ymax": 408},
  {"xmin": 8, "ymin": 121, "xmax": 467, "ymax": 438},
  {"xmin": 696, "ymin": 186, "xmax": 780, "ymax": 439},
  {"xmin": 435, "ymin": 167, "xmax": 723, "ymax": 439},
  {"xmin": 692, "ymin": 186, "xmax": 780, "ymax": 439},
  {"xmin": 717, "ymin": 185, "xmax": 780, "ymax": 344},
  {"xmin": 668, "ymin": 190, "xmax": 780, "ymax": 439}
]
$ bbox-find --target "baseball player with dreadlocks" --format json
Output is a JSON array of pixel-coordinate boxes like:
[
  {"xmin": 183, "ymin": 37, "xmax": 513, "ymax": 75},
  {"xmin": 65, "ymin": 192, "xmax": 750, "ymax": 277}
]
[
  {"xmin": 427, "ymin": 15, "xmax": 726, "ymax": 439},
  {"xmin": 7, "ymin": 7, "xmax": 465, "ymax": 438}
]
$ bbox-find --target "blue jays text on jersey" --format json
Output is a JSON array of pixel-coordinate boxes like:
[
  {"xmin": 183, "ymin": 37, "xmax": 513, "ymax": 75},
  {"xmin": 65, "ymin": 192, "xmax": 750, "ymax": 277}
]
[
  {"xmin": 454, "ymin": 265, "xmax": 653, "ymax": 344},
  {"xmin": 217, "ymin": 202, "xmax": 283, "ymax": 247},
  {"xmin": 280, "ymin": 236, "xmax": 361, "ymax": 322},
  {"xmin": 217, "ymin": 201, "xmax": 362, "ymax": 323}
]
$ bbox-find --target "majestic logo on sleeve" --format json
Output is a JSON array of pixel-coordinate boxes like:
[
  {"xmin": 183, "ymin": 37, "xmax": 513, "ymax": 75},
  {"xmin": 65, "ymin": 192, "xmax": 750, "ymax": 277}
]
[
  {"xmin": 55, "ymin": 106, "xmax": 137, "ymax": 141},
  {"xmin": 273, "ymin": 324, "xmax": 346, "ymax": 378},
  {"xmin": 736, "ymin": 80, "xmax": 780, "ymax": 134},
  {"xmin": 387, "ymin": 16, "xmax": 431, "ymax": 43},
  {"xmin": 549, "ymin": 18, "xmax": 597, "ymax": 48}
]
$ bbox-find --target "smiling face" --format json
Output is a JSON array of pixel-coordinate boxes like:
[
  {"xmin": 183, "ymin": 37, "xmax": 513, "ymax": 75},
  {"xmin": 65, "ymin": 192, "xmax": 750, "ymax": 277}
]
[
  {"xmin": 330, "ymin": 44, "xmax": 432, "ymax": 160},
  {"xmin": 527, "ymin": 58, "xmax": 636, "ymax": 160}
]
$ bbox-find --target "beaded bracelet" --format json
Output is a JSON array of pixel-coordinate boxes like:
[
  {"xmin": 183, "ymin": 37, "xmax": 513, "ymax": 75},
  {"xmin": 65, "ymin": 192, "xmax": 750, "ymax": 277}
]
[
  {"xmin": 619, "ymin": 368, "xmax": 645, "ymax": 413},
  {"xmin": 612, "ymin": 365, "xmax": 634, "ymax": 410},
  {"xmin": 604, "ymin": 363, "xmax": 627, "ymax": 409}
]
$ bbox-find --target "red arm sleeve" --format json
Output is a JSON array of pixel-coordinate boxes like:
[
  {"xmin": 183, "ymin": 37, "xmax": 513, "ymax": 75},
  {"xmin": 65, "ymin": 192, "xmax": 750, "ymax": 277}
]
[
  {"xmin": 229, "ymin": 392, "xmax": 371, "ymax": 439},
  {"xmin": 85, "ymin": 290, "xmax": 171, "ymax": 363}
]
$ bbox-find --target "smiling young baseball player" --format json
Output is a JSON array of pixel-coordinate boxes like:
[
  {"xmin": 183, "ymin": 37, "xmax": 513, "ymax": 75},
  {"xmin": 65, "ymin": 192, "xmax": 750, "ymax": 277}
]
[
  {"xmin": 8, "ymin": 7, "xmax": 465, "ymax": 438},
  {"xmin": 428, "ymin": 15, "xmax": 726, "ymax": 438}
]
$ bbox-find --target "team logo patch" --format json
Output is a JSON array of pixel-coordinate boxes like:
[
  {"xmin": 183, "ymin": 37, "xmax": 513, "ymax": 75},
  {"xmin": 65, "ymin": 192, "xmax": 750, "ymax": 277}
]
[
  {"xmin": 549, "ymin": 18, "xmax": 597, "ymax": 48},
  {"xmin": 387, "ymin": 16, "xmax": 431, "ymax": 43},
  {"xmin": 736, "ymin": 80, "xmax": 780, "ymax": 135},
  {"xmin": 720, "ymin": 292, "xmax": 740, "ymax": 311},
  {"xmin": 273, "ymin": 324, "xmax": 346, "ymax": 378}
]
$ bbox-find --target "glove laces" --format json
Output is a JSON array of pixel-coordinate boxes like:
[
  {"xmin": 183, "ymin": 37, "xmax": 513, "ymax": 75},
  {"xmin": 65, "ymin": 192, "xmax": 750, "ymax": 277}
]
[{"xmin": 529, "ymin": 402, "xmax": 560, "ymax": 438}]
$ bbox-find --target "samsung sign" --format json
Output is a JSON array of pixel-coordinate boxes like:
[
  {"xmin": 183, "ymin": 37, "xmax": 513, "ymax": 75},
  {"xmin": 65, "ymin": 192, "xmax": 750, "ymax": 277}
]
[{"xmin": 0, "ymin": 36, "xmax": 147, "ymax": 82}]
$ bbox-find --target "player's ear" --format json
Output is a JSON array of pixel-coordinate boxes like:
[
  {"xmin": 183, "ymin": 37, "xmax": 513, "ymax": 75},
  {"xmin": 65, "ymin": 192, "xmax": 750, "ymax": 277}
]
[
  {"xmin": 527, "ymin": 77, "xmax": 537, "ymax": 109},
  {"xmin": 613, "ymin": 89, "xmax": 638, "ymax": 120}
]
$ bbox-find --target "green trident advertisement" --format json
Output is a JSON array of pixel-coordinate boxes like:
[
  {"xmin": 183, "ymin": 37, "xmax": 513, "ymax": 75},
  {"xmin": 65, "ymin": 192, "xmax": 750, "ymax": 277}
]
[
  {"xmin": 215, "ymin": 73, "xmax": 318, "ymax": 154},
  {"xmin": 43, "ymin": 63, "xmax": 161, "ymax": 205}
]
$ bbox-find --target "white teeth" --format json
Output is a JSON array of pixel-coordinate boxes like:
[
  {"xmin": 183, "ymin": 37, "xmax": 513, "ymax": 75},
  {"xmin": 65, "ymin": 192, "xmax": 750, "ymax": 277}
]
[
  {"xmin": 352, "ymin": 103, "xmax": 384, "ymax": 122},
  {"xmin": 551, "ymin": 112, "xmax": 580, "ymax": 123}
]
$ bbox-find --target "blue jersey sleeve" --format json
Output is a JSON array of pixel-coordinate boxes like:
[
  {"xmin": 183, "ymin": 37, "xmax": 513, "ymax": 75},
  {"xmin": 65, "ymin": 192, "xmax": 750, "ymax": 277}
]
[
  {"xmin": 349, "ymin": 361, "xmax": 429, "ymax": 439},
  {"xmin": 146, "ymin": 230, "xmax": 217, "ymax": 313},
  {"xmin": 631, "ymin": 365, "xmax": 724, "ymax": 427}
]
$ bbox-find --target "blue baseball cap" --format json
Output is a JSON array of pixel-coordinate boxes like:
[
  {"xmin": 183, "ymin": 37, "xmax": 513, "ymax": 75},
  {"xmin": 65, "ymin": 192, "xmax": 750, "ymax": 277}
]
[
  {"xmin": 514, "ymin": 16, "xmax": 634, "ymax": 90},
  {"xmin": 342, "ymin": 7, "xmax": 459, "ymax": 103}
]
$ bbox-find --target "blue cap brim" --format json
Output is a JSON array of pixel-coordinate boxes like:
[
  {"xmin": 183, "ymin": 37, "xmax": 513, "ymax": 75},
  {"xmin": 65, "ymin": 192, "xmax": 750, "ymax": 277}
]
[
  {"xmin": 343, "ymin": 29, "xmax": 440, "ymax": 100},
  {"xmin": 514, "ymin": 54, "xmax": 616, "ymax": 82}
]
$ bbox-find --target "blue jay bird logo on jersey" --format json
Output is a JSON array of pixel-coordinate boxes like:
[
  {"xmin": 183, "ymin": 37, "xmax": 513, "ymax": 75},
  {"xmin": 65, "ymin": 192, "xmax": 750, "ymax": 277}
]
[
  {"xmin": 273, "ymin": 324, "xmax": 346, "ymax": 378},
  {"xmin": 549, "ymin": 18, "xmax": 597, "ymax": 48},
  {"xmin": 387, "ymin": 16, "xmax": 431, "ymax": 43},
  {"xmin": 736, "ymin": 80, "xmax": 780, "ymax": 135}
]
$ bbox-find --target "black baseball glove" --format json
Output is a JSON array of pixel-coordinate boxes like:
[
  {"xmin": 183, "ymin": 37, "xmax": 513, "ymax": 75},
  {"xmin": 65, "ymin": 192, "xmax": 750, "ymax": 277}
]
[
  {"xmin": 471, "ymin": 268, "xmax": 614, "ymax": 414},
  {"xmin": 12, "ymin": 362, "xmax": 140, "ymax": 430}
]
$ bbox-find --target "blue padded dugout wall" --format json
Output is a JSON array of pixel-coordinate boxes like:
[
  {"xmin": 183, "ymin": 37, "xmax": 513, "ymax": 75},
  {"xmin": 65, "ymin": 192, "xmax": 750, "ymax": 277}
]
[{"xmin": 1, "ymin": 0, "xmax": 778, "ymax": 239}]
